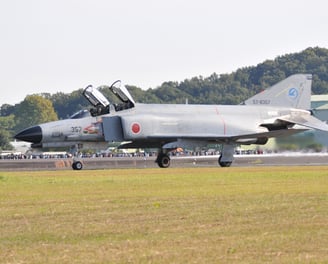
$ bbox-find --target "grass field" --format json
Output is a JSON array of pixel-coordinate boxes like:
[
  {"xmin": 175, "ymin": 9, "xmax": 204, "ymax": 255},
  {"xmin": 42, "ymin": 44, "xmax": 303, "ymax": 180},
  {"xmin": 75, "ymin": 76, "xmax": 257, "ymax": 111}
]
[{"xmin": 1, "ymin": 167, "xmax": 328, "ymax": 263}]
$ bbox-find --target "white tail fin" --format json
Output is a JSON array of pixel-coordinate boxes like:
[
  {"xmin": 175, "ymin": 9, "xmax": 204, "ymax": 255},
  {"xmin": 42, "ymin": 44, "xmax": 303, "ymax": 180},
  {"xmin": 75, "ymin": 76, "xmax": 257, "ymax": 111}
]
[{"xmin": 244, "ymin": 74, "xmax": 312, "ymax": 109}]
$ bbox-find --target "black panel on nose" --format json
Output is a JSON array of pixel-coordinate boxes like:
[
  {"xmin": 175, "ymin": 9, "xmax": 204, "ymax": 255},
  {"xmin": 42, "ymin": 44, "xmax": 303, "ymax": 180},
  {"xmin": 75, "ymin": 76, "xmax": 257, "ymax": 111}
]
[{"xmin": 14, "ymin": 126, "xmax": 42, "ymax": 143}]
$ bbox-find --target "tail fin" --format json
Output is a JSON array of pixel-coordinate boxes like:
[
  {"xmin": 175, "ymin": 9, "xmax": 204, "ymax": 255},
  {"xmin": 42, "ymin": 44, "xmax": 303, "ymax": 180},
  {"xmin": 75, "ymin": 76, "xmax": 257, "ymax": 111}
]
[{"xmin": 244, "ymin": 74, "xmax": 312, "ymax": 109}]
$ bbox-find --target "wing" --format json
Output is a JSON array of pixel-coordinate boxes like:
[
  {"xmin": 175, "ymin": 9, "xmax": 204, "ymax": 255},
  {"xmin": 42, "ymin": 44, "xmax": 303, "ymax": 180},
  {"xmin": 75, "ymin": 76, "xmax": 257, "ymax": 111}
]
[
  {"xmin": 118, "ymin": 128, "xmax": 309, "ymax": 149},
  {"xmin": 231, "ymin": 111, "xmax": 328, "ymax": 144}
]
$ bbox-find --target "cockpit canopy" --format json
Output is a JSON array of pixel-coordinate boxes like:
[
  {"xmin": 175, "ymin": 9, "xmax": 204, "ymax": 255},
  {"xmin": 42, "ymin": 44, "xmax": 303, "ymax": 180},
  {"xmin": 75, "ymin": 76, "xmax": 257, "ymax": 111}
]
[
  {"xmin": 82, "ymin": 80, "xmax": 135, "ymax": 116},
  {"xmin": 110, "ymin": 80, "xmax": 135, "ymax": 106},
  {"xmin": 83, "ymin": 85, "xmax": 110, "ymax": 108}
]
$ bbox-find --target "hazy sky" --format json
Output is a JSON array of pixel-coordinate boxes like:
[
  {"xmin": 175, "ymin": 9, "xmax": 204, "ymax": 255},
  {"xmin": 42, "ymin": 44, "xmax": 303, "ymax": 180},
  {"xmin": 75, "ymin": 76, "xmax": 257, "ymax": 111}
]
[{"xmin": 1, "ymin": 0, "xmax": 328, "ymax": 105}]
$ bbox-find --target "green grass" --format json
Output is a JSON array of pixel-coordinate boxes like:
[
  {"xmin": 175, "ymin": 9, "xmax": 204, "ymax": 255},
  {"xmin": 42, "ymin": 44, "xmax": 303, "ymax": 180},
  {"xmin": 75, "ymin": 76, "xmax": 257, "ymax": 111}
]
[{"xmin": 1, "ymin": 167, "xmax": 328, "ymax": 263}]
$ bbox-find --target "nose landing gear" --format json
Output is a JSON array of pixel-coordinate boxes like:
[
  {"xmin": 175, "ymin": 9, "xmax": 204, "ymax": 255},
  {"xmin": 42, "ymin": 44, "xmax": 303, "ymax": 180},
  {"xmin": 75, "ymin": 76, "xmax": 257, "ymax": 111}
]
[{"xmin": 72, "ymin": 160, "xmax": 83, "ymax": 170}]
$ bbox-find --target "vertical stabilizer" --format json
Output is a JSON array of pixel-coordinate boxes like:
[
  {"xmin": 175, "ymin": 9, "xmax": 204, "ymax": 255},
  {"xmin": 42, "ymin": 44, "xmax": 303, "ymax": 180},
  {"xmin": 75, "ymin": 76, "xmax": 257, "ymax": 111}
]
[{"xmin": 244, "ymin": 74, "xmax": 312, "ymax": 109}]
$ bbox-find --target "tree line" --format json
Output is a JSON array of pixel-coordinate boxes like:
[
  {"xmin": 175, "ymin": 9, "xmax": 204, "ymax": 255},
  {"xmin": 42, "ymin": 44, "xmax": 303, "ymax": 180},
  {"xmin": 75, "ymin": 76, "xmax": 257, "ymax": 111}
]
[{"xmin": 1, "ymin": 47, "xmax": 328, "ymax": 150}]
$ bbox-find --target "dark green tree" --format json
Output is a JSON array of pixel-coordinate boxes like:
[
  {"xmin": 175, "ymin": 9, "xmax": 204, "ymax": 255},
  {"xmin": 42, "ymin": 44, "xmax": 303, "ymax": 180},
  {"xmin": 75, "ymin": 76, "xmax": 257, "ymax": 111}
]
[
  {"xmin": 0, "ymin": 115, "xmax": 15, "ymax": 150},
  {"xmin": 14, "ymin": 95, "xmax": 58, "ymax": 133},
  {"xmin": 0, "ymin": 104, "xmax": 15, "ymax": 116}
]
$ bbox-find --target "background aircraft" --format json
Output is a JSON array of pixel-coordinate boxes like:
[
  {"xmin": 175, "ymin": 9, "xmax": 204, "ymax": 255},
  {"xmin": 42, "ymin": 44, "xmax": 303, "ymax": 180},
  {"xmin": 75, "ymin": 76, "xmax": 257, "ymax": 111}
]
[{"xmin": 15, "ymin": 74, "xmax": 328, "ymax": 170}]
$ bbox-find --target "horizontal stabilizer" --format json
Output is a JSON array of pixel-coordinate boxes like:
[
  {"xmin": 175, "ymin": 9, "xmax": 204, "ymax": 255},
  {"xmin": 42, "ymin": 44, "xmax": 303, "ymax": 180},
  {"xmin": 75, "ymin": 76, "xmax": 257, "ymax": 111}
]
[{"xmin": 278, "ymin": 113, "xmax": 328, "ymax": 132}]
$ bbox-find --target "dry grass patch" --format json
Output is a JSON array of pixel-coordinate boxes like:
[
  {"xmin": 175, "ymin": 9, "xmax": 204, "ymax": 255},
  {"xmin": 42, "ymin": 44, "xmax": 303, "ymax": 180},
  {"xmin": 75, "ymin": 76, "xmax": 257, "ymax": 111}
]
[{"xmin": 1, "ymin": 167, "xmax": 328, "ymax": 263}]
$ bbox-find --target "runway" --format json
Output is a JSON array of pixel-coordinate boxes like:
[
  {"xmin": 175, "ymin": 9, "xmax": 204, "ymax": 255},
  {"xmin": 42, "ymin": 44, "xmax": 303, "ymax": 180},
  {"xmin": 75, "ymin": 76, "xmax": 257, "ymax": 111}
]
[{"xmin": 1, "ymin": 152, "xmax": 328, "ymax": 170}]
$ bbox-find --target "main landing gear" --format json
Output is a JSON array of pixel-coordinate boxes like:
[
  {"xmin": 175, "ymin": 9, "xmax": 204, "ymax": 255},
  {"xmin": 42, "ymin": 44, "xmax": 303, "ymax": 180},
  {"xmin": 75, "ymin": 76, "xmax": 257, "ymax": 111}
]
[
  {"xmin": 155, "ymin": 144, "xmax": 235, "ymax": 168},
  {"xmin": 156, "ymin": 152, "xmax": 171, "ymax": 168},
  {"xmin": 218, "ymin": 144, "xmax": 234, "ymax": 167},
  {"xmin": 218, "ymin": 155, "xmax": 232, "ymax": 167}
]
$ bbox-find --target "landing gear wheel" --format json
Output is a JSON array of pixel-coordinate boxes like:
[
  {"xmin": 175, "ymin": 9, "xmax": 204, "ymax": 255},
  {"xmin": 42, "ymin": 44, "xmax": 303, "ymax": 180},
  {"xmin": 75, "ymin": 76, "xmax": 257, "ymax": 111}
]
[
  {"xmin": 218, "ymin": 155, "xmax": 232, "ymax": 167},
  {"xmin": 156, "ymin": 153, "xmax": 171, "ymax": 168},
  {"xmin": 72, "ymin": 161, "xmax": 83, "ymax": 170}
]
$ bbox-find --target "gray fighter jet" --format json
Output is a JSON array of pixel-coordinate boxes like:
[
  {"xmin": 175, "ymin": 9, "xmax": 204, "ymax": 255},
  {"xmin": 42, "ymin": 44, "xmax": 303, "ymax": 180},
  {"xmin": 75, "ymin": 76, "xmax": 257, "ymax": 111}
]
[{"xmin": 15, "ymin": 74, "xmax": 328, "ymax": 170}]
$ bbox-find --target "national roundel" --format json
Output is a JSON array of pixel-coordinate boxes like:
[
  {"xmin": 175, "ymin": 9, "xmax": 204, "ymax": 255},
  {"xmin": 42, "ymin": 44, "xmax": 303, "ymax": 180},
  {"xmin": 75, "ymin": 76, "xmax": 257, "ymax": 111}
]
[{"xmin": 131, "ymin": 123, "xmax": 141, "ymax": 134}]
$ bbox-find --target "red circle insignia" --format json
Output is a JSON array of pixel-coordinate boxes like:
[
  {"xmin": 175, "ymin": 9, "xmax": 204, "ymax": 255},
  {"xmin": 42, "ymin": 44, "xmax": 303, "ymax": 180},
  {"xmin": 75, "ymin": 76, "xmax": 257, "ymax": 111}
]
[{"xmin": 131, "ymin": 123, "xmax": 141, "ymax": 134}]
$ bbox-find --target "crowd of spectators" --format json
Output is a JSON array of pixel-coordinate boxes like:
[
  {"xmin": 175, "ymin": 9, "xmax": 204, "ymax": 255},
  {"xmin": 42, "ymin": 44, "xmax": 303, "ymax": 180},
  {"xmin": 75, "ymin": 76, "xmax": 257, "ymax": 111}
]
[{"xmin": 0, "ymin": 149, "xmax": 265, "ymax": 160}]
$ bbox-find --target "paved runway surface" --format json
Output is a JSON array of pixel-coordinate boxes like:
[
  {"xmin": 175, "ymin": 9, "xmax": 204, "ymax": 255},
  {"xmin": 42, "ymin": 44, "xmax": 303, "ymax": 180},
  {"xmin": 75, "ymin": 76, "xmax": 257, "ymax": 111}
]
[{"xmin": 1, "ymin": 153, "xmax": 328, "ymax": 170}]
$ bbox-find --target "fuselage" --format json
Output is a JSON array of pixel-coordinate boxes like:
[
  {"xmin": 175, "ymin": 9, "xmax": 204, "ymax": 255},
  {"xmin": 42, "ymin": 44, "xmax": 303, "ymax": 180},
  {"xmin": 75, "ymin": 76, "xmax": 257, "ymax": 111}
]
[
  {"xmin": 15, "ymin": 103, "xmax": 308, "ymax": 149},
  {"xmin": 118, "ymin": 103, "xmax": 289, "ymax": 138}
]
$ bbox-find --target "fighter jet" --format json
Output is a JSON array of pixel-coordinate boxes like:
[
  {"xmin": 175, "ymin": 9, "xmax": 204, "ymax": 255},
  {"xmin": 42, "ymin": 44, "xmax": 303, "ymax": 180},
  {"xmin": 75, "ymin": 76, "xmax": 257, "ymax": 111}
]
[{"xmin": 15, "ymin": 74, "xmax": 328, "ymax": 170}]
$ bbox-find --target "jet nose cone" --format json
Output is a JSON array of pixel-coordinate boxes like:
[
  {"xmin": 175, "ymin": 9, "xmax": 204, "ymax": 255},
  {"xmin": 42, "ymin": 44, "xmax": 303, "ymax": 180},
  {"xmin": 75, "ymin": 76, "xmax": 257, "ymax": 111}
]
[{"xmin": 14, "ymin": 126, "xmax": 42, "ymax": 143}]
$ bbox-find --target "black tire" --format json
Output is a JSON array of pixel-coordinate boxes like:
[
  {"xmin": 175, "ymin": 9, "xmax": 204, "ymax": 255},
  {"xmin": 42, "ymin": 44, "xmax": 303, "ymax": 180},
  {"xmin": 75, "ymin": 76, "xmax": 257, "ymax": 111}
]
[
  {"xmin": 72, "ymin": 161, "xmax": 83, "ymax": 170},
  {"xmin": 157, "ymin": 154, "xmax": 171, "ymax": 168},
  {"xmin": 218, "ymin": 155, "xmax": 232, "ymax": 167}
]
